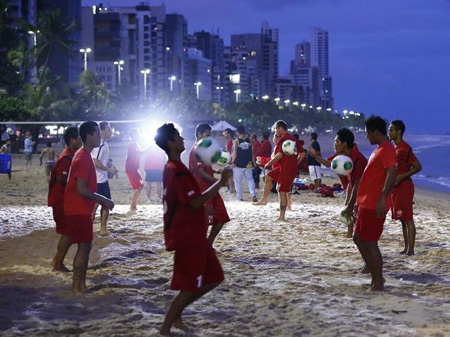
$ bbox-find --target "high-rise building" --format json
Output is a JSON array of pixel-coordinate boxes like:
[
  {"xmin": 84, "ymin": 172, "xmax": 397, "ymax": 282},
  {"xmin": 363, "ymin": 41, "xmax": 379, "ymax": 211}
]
[
  {"xmin": 165, "ymin": 14, "xmax": 188, "ymax": 94},
  {"xmin": 187, "ymin": 48, "xmax": 212, "ymax": 101},
  {"xmin": 310, "ymin": 28, "xmax": 333, "ymax": 109}
]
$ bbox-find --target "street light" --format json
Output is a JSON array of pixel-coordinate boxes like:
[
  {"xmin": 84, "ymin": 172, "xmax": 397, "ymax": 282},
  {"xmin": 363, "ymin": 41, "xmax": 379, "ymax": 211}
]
[
  {"xmin": 316, "ymin": 107, "xmax": 322, "ymax": 112},
  {"xmin": 234, "ymin": 89, "xmax": 241, "ymax": 103},
  {"xmin": 80, "ymin": 48, "xmax": 92, "ymax": 72},
  {"xmin": 262, "ymin": 95, "xmax": 269, "ymax": 101},
  {"xmin": 114, "ymin": 60, "xmax": 125, "ymax": 85},
  {"xmin": 28, "ymin": 30, "xmax": 39, "ymax": 80},
  {"xmin": 140, "ymin": 69, "xmax": 150, "ymax": 100},
  {"xmin": 216, "ymin": 86, "xmax": 224, "ymax": 105},
  {"xmin": 293, "ymin": 101, "xmax": 299, "ymax": 106},
  {"xmin": 168, "ymin": 75, "xmax": 176, "ymax": 91},
  {"xmin": 284, "ymin": 99, "xmax": 290, "ymax": 107},
  {"xmin": 300, "ymin": 103, "xmax": 306, "ymax": 110},
  {"xmin": 274, "ymin": 97, "xmax": 280, "ymax": 105},
  {"xmin": 194, "ymin": 81, "xmax": 202, "ymax": 99}
]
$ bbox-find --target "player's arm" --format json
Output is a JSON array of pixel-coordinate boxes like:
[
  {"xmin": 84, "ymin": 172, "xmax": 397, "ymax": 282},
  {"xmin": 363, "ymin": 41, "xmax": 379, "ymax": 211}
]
[
  {"xmin": 231, "ymin": 139, "xmax": 238, "ymax": 165},
  {"xmin": 265, "ymin": 152, "xmax": 282, "ymax": 168},
  {"xmin": 77, "ymin": 178, "xmax": 114, "ymax": 210},
  {"xmin": 344, "ymin": 178, "xmax": 361, "ymax": 216},
  {"xmin": 197, "ymin": 166, "xmax": 217, "ymax": 184},
  {"xmin": 297, "ymin": 150, "xmax": 306, "ymax": 164},
  {"xmin": 39, "ymin": 149, "xmax": 45, "ymax": 165},
  {"xmin": 93, "ymin": 158, "xmax": 118, "ymax": 174},
  {"xmin": 189, "ymin": 167, "xmax": 232, "ymax": 209},
  {"xmin": 375, "ymin": 166, "xmax": 396, "ymax": 218},
  {"xmin": 307, "ymin": 147, "xmax": 330, "ymax": 167},
  {"xmin": 395, "ymin": 159, "xmax": 422, "ymax": 185}
]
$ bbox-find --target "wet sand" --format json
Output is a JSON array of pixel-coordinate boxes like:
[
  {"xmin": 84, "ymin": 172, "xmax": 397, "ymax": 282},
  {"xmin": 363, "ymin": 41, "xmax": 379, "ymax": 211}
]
[{"xmin": 0, "ymin": 143, "xmax": 449, "ymax": 336}]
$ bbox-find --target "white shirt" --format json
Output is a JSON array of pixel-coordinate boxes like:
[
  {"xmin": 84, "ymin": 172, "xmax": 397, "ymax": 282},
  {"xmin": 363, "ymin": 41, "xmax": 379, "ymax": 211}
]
[{"xmin": 91, "ymin": 140, "xmax": 109, "ymax": 183}]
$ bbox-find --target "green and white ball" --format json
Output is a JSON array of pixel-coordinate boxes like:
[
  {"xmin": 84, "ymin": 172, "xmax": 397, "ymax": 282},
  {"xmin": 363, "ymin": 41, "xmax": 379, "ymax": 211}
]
[
  {"xmin": 217, "ymin": 150, "xmax": 231, "ymax": 166},
  {"xmin": 195, "ymin": 137, "xmax": 222, "ymax": 165},
  {"xmin": 331, "ymin": 155, "xmax": 353, "ymax": 176},
  {"xmin": 338, "ymin": 206, "xmax": 354, "ymax": 225},
  {"xmin": 282, "ymin": 139, "xmax": 297, "ymax": 155}
]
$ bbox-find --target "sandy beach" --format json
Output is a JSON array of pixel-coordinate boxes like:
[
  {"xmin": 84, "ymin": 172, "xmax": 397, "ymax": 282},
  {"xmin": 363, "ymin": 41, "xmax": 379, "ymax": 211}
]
[{"xmin": 1, "ymin": 141, "xmax": 449, "ymax": 337}]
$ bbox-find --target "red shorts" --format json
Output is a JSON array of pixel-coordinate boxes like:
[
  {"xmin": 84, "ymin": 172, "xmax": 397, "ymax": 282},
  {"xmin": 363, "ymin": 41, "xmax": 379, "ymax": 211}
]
[
  {"xmin": 52, "ymin": 206, "xmax": 69, "ymax": 235},
  {"xmin": 126, "ymin": 170, "xmax": 144, "ymax": 190},
  {"xmin": 354, "ymin": 207, "xmax": 385, "ymax": 242},
  {"xmin": 391, "ymin": 181, "xmax": 414, "ymax": 221},
  {"xmin": 171, "ymin": 244, "xmax": 224, "ymax": 291},
  {"xmin": 277, "ymin": 172, "xmax": 296, "ymax": 193},
  {"xmin": 268, "ymin": 167, "xmax": 280, "ymax": 182},
  {"xmin": 67, "ymin": 214, "xmax": 93, "ymax": 243},
  {"xmin": 205, "ymin": 194, "xmax": 230, "ymax": 225}
]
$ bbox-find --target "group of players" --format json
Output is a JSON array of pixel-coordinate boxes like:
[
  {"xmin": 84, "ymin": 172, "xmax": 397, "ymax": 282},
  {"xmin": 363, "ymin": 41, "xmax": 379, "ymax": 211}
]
[{"xmin": 45, "ymin": 115, "xmax": 421, "ymax": 335}]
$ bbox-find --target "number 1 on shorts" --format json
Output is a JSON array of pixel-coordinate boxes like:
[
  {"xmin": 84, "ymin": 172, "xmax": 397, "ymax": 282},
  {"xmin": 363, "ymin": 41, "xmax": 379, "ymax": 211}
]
[{"xmin": 197, "ymin": 274, "xmax": 203, "ymax": 288}]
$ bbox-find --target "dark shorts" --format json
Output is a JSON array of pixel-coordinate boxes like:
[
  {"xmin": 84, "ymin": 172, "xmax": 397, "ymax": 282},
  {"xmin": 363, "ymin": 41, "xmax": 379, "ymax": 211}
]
[
  {"xmin": 67, "ymin": 214, "xmax": 94, "ymax": 243},
  {"xmin": 145, "ymin": 169, "xmax": 163, "ymax": 182},
  {"xmin": 391, "ymin": 181, "xmax": 414, "ymax": 221},
  {"xmin": 355, "ymin": 207, "xmax": 385, "ymax": 242},
  {"xmin": 25, "ymin": 152, "xmax": 32, "ymax": 161},
  {"xmin": 97, "ymin": 181, "xmax": 111, "ymax": 199},
  {"xmin": 52, "ymin": 206, "xmax": 69, "ymax": 235},
  {"xmin": 171, "ymin": 244, "xmax": 224, "ymax": 291}
]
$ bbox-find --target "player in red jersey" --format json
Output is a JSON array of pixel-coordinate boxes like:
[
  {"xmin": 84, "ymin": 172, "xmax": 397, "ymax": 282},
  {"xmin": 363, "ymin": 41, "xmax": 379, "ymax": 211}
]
[
  {"xmin": 189, "ymin": 124, "xmax": 230, "ymax": 246},
  {"xmin": 308, "ymin": 128, "xmax": 368, "ymax": 237},
  {"xmin": 388, "ymin": 120, "xmax": 422, "ymax": 256},
  {"xmin": 264, "ymin": 120, "xmax": 300, "ymax": 221},
  {"xmin": 155, "ymin": 123, "xmax": 232, "ymax": 335},
  {"xmin": 125, "ymin": 129, "xmax": 148, "ymax": 213},
  {"xmin": 48, "ymin": 126, "xmax": 82, "ymax": 272},
  {"xmin": 222, "ymin": 128, "xmax": 235, "ymax": 193},
  {"xmin": 65, "ymin": 121, "xmax": 115, "ymax": 294},
  {"xmin": 354, "ymin": 117, "xmax": 396, "ymax": 291}
]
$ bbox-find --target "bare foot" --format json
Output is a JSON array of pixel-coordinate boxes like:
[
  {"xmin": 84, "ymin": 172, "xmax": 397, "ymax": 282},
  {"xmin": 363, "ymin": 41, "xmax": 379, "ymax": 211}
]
[
  {"xmin": 253, "ymin": 200, "xmax": 267, "ymax": 205},
  {"xmin": 98, "ymin": 230, "xmax": 110, "ymax": 237},
  {"xmin": 399, "ymin": 249, "xmax": 407, "ymax": 254},
  {"xmin": 276, "ymin": 217, "xmax": 287, "ymax": 222},
  {"xmin": 359, "ymin": 265, "xmax": 370, "ymax": 274},
  {"xmin": 173, "ymin": 318, "xmax": 190, "ymax": 332},
  {"xmin": 369, "ymin": 284, "xmax": 385, "ymax": 291},
  {"xmin": 406, "ymin": 251, "xmax": 415, "ymax": 256},
  {"xmin": 53, "ymin": 265, "xmax": 71, "ymax": 273}
]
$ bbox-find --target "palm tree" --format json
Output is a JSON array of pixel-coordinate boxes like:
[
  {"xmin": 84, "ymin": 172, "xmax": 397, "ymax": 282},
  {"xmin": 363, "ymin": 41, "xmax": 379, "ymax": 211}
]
[
  {"xmin": 7, "ymin": 41, "xmax": 30, "ymax": 80},
  {"xmin": 35, "ymin": 9, "xmax": 79, "ymax": 83}
]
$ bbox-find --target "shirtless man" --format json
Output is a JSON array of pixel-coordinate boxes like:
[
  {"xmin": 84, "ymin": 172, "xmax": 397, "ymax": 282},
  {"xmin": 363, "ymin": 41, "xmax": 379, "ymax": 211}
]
[{"xmin": 40, "ymin": 142, "xmax": 58, "ymax": 181}]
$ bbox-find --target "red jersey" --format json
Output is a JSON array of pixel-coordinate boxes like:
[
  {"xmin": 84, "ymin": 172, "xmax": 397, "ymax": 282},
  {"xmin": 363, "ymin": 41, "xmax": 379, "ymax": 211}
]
[
  {"xmin": 64, "ymin": 148, "xmax": 97, "ymax": 215},
  {"xmin": 126, "ymin": 142, "xmax": 141, "ymax": 173},
  {"xmin": 48, "ymin": 147, "xmax": 75, "ymax": 207},
  {"xmin": 347, "ymin": 145, "xmax": 368, "ymax": 190},
  {"xmin": 252, "ymin": 140, "xmax": 260, "ymax": 159},
  {"xmin": 258, "ymin": 139, "xmax": 272, "ymax": 158},
  {"xmin": 275, "ymin": 133, "xmax": 298, "ymax": 174},
  {"xmin": 225, "ymin": 138, "xmax": 233, "ymax": 153},
  {"xmin": 144, "ymin": 146, "xmax": 166, "ymax": 171},
  {"xmin": 188, "ymin": 146, "xmax": 214, "ymax": 191},
  {"xmin": 163, "ymin": 160, "xmax": 207, "ymax": 251},
  {"xmin": 394, "ymin": 140, "xmax": 418, "ymax": 186},
  {"xmin": 357, "ymin": 141, "xmax": 396, "ymax": 209}
]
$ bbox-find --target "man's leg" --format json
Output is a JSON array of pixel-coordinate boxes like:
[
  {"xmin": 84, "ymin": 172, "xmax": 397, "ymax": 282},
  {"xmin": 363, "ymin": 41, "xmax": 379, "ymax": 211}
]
[
  {"xmin": 245, "ymin": 168, "xmax": 257, "ymax": 201},
  {"xmin": 53, "ymin": 234, "xmax": 72, "ymax": 272},
  {"xmin": 145, "ymin": 181, "xmax": 152, "ymax": 200},
  {"xmin": 233, "ymin": 168, "xmax": 244, "ymax": 200},
  {"xmin": 72, "ymin": 242, "xmax": 92, "ymax": 294},
  {"xmin": 131, "ymin": 186, "xmax": 143, "ymax": 210},
  {"xmin": 254, "ymin": 175, "xmax": 273, "ymax": 205},
  {"xmin": 99, "ymin": 207, "xmax": 110, "ymax": 236},
  {"xmin": 400, "ymin": 221, "xmax": 408, "ymax": 254},
  {"xmin": 208, "ymin": 223, "xmax": 223, "ymax": 246},
  {"xmin": 353, "ymin": 232, "xmax": 370, "ymax": 273},
  {"xmin": 347, "ymin": 222, "xmax": 354, "ymax": 238},
  {"xmin": 160, "ymin": 282, "xmax": 220, "ymax": 335},
  {"xmin": 405, "ymin": 220, "xmax": 416, "ymax": 256},
  {"xmin": 278, "ymin": 191, "xmax": 288, "ymax": 221},
  {"xmin": 364, "ymin": 240, "xmax": 384, "ymax": 291},
  {"xmin": 157, "ymin": 182, "xmax": 163, "ymax": 200}
]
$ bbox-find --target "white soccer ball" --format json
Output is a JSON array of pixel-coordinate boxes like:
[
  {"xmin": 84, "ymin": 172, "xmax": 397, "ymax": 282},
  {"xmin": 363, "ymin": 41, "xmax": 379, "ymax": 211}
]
[
  {"xmin": 331, "ymin": 155, "xmax": 353, "ymax": 176},
  {"xmin": 282, "ymin": 139, "xmax": 297, "ymax": 155},
  {"xmin": 217, "ymin": 150, "xmax": 231, "ymax": 166},
  {"xmin": 338, "ymin": 206, "xmax": 354, "ymax": 225},
  {"xmin": 195, "ymin": 137, "xmax": 222, "ymax": 165}
]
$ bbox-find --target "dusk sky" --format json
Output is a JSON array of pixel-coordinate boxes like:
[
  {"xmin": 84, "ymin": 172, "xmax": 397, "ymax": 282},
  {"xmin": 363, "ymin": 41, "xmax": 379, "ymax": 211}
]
[{"xmin": 83, "ymin": 0, "xmax": 450, "ymax": 134}]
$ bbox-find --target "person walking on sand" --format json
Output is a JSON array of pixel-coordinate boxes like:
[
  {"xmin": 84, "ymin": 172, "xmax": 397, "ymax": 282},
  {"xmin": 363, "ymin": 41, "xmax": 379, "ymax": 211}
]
[
  {"xmin": 223, "ymin": 128, "xmax": 235, "ymax": 193},
  {"xmin": 388, "ymin": 120, "xmax": 422, "ymax": 256},
  {"xmin": 353, "ymin": 116, "xmax": 396, "ymax": 291},
  {"xmin": 144, "ymin": 144, "xmax": 166, "ymax": 203},
  {"xmin": 64, "ymin": 121, "xmax": 114, "ymax": 294},
  {"xmin": 125, "ymin": 129, "xmax": 148, "ymax": 213},
  {"xmin": 308, "ymin": 128, "xmax": 368, "ymax": 238},
  {"xmin": 189, "ymin": 124, "xmax": 231, "ymax": 246},
  {"xmin": 24, "ymin": 131, "xmax": 35, "ymax": 170},
  {"xmin": 231, "ymin": 125, "xmax": 257, "ymax": 202},
  {"xmin": 307, "ymin": 132, "xmax": 322, "ymax": 191},
  {"xmin": 91, "ymin": 121, "xmax": 118, "ymax": 236},
  {"xmin": 48, "ymin": 126, "xmax": 82, "ymax": 272},
  {"xmin": 155, "ymin": 123, "xmax": 231, "ymax": 335},
  {"xmin": 40, "ymin": 142, "xmax": 58, "ymax": 181}
]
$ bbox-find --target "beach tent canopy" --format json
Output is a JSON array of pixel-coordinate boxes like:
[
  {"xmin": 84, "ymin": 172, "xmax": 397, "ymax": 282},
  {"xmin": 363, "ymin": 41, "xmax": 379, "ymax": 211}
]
[{"xmin": 211, "ymin": 120, "xmax": 237, "ymax": 132}]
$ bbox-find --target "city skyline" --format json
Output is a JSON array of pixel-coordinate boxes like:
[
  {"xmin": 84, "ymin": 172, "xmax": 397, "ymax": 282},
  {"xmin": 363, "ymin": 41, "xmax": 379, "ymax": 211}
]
[{"xmin": 82, "ymin": 0, "xmax": 450, "ymax": 134}]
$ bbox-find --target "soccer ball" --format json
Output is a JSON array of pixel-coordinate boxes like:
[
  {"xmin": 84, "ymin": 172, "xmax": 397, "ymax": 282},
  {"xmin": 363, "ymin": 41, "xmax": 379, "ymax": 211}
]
[
  {"xmin": 282, "ymin": 140, "xmax": 297, "ymax": 155},
  {"xmin": 217, "ymin": 150, "xmax": 231, "ymax": 166},
  {"xmin": 331, "ymin": 155, "xmax": 353, "ymax": 176},
  {"xmin": 195, "ymin": 137, "xmax": 222, "ymax": 165},
  {"xmin": 338, "ymin": 206, "xmax": 354, "ymax": 225}
]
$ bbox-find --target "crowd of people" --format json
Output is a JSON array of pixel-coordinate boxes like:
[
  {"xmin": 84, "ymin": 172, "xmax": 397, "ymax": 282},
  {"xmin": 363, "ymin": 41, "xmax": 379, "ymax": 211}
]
[{"xmin": 9, "ymin": 115, "xmax": 421, "ymax": 334}]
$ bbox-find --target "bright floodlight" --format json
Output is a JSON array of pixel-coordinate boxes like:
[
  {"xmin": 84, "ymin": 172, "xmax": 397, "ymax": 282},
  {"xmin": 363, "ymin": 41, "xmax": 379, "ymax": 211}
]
[{"xmin": 170, "ymin": 75, "xmax": 176, "ymax": 80}]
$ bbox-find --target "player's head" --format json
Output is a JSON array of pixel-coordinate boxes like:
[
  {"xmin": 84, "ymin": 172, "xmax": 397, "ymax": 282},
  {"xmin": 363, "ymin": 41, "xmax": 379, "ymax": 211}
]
[
  {"xmin": 311, "ymin": 132, "xmax": 318, "ymax": 141},
  {"xmin": 261, "ymin": 131, "xmax": 270, "ymax": 140},
  {"xmin": 274, "ymin": 120, "xmax": 287, "ymax": 136},
  {"xmin": 129, "ymin": 128, "xmax": 140, "ymax": 142},
  {"xmin": 389, "ymin": 120, "xmax": 405, "ymax": 141},
  {"xmin": 335, "ymin": 128, "xmax": 355, "ymax": 153},
  {"xmin": 250, "ymin": 133, "xmax": 257, "ymax": 141},
  {"xmin": 223, "ymin": 128, "xmax": 234, "ymax": 139},
  {"xmin": 99, "ymin": 121, "xmax": 112, "ymax": 140},
  {"xmin": 64, "ymin": 126, "xmax": 81, "ymax": 149},
  {"xmin": 195, "ymin": 123, "xmax": 211, "ymax": 140},
  {"xmin": 236, "ymin": 125, "xmax": 245, "ymax": 136},
  {"xmin": 79, "ymin": 121, "xmax": 100, "ymax": 147},
  {"xmin": 155, "ymin": 123, "xmax": 184, "ymax": 155},
  {"xmin": 365, "ymin": 116, "xmax": 387, "ymax": 145}
]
